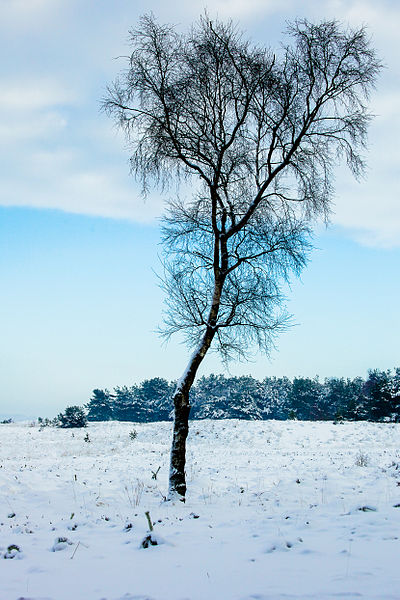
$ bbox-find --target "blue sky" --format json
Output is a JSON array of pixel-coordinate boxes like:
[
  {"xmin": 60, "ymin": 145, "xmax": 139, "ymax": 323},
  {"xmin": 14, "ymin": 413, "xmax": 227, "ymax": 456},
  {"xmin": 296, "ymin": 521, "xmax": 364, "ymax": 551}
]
[{"xmin": 0, "ymin": 0, "xmax": 399, "ymax": 418}]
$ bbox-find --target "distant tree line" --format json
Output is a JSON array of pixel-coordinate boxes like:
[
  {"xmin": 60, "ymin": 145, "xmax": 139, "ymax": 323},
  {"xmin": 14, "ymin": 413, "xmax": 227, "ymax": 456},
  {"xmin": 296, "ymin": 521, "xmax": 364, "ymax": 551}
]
[{"xmin": 86, "ymin": 369, "xmax": 400, "ymax": 423}]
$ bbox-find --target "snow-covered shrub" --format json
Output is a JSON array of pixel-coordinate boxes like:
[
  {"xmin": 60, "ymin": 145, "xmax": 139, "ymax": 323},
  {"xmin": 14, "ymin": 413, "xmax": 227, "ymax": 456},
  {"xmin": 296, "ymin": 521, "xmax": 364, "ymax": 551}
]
[
  {"xmin": 3, "ymin": 544, "xmax": 21, "ymax": 559},
  {"xmin": 38, "ymin": 417, "xmax": 57, "ymax": 429},
  {"xmin": 124, "ymin": 480, "xmax": 144, "ymax": 507},
  {"xmin": 355, "ymin": 451, "xmax": 369, "ymax": 467},
  {"xmin": 140, "ymin": 533, "xmax": 159, "ymax": 548},
  {"xmin": 51, "ymin": 537, "xmax": 73, "ymax": 552},
  {"xmin": 57, "ymin": 406, "xmax": 87, "ymax": 428}
]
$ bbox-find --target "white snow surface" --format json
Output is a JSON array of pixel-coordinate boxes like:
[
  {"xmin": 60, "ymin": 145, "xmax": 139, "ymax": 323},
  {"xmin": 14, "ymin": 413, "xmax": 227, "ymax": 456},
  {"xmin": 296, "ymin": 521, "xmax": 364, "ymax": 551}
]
[{"xmin": 0, "ymin": 419, "xmax": 399, "ymax": 600}]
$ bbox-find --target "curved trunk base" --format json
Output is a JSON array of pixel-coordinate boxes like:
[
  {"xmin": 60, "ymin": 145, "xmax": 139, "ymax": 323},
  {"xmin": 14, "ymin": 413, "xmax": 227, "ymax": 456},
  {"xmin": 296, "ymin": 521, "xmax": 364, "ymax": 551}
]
[{"xmin": 168, "ymin": 391, "xmax": 191, "ymax": 501}]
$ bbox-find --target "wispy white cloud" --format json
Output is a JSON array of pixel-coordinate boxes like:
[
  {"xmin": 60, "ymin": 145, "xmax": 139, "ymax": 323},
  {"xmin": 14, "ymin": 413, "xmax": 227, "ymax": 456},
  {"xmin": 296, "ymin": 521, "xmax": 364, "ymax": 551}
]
[
  {"xmin": 0, "ymin": 78, "xmax": 74, "ymax": 141},
  {"xmin": 0, "ymin": 140, "xmax": 163, "ymax": 223},
  {"xmin": 200, "ymin": 0, "xmax": 292, "ymax": 20},
  {"xmin": 0, "ymin": 111, "xmax": 67, "ymax": 143},
  {"xmin": 0, "ymin": 80, "xmax": 74, "ymax": 111},
  {"xmin": 266, "ymin": 0, "xmax": 400, "ymax": 248},
  {"xmin": 1, "ymin": 0, "xmax": 54, "ymax": 16},
  {"xmin": 333, "ymin": 155, "xmax": 400, "ymax": 248},
  {"xmin": 0, "ymin": 75, "xmax": 162, "ymax": 222},
  {"xmin": 0, "ymin": 0, "xmax": 70, "ymax": 31},
  {"xmin": 338, "ymin": 0, "xmax": 400, "ymax": 34},
  {"xmin": 330, "ymin": 83, "xmax": 400, "ymax": 248},
  {"xmin": 0, "ymin": 0, "xmax": 398, "ymax": 247},
  {"xmin": 333, "ymin": 180, "xmax": 400, "ymax": 248}
]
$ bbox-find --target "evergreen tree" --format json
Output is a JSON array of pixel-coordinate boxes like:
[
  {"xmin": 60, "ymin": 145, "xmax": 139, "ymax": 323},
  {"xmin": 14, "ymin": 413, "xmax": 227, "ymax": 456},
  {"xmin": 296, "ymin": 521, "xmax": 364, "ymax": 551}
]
[
  {"xmin": 191, "ymin": 374, "xmax": 233, "ymax": 419},
  {"xmin": 192, "ymin": 375, "xmax": 266, "ymax": 420},
  {"xmin": 363, "ymin": 369, "xmax": 393, "ymax": 421},
  {"xmin": 223, "ymin": 376, "xmax": 264, "ymax": 420},
  {"xmin": 57, "ymin": 406, "xmax": 87, "ymax": 428},
  {"xmin": 259, "ymin": 376, "xmax": 293, "ymax": 420},
  {"xmin": 86, "ymin": 389, "xmax": 113, "ymax": 421},
  {"xmin": 340, "ymin": 377, "xmax": 367, "ymax": 421},
  {"xmin": 86, "ymin": 368, "xmax": 400, "ymax": 423},
  {"xmin": 390, "ymin": 368, "xmax": 400, "ymax": 422},
  {"xmin": 138, "ymin": 378, "xmax": 173, "ymax": 421},
  {"xmin": 324, "ymin": 377, "xmax": 359, "ymax": 421},
  {"xmin": 112, "ymin": 386, "xmax": 140, "ymax": 421},
  {"xmin": 287, "ymin": 377, "xmax": 326, "ymax": 420}
]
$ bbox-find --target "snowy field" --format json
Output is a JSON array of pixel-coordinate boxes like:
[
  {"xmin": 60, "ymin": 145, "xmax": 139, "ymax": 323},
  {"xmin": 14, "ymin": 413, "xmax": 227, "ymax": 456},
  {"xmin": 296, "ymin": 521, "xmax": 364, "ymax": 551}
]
[{"xmin": 1, "ymin": 420, "xmax": 399, "ymax": 600}]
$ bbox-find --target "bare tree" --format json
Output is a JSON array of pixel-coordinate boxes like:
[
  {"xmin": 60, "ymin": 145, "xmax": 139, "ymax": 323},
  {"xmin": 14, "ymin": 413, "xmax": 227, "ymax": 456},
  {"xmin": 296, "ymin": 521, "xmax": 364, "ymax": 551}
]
[{"xmin": 103, "ymin": 15, "xmax": 380, "ymax": 500}]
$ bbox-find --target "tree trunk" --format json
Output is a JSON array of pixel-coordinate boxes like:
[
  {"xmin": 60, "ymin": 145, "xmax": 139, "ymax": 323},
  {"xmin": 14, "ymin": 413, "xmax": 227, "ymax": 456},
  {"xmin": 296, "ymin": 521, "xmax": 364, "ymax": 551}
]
[
  {"xmin": 168, "ymin": 255, "xmax": 225, "ymax": 500},
  {"xmin": 168, "ymin": 389, "xmax": 191, "ymax": 499},
  {"xmin": 168, "ymin": 327, "xmax": 216, "ymax": 500}
]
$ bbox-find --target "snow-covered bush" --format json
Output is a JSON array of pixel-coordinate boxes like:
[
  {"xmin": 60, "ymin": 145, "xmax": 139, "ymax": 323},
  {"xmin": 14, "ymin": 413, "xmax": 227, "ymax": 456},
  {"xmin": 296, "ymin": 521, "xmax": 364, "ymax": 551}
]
[
  {"xmin": 51, "ymin": 537, "xmax": 73, "ymax": 552},
  {"xmin": 3, "ymin": 544, "xmax": 21, "ymax": 559},
  {"xmin": 57, "ymin": 406, "xmax": 87, "ymax": 428},
  {"xmin": 355, "ymin": 451, "xmax": 370, "ymax": 467}
]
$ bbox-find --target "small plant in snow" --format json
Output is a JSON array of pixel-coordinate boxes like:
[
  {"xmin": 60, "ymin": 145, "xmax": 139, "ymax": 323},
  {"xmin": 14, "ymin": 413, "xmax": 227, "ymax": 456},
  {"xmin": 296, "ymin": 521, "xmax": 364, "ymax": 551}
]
[
  {"xmin": 141, "ymin": 533, "xmax": 158, "ymax": 548},
  {"xmin": 151, "ymin": 466, "xmax": 161, "ymax": 480},
  {"xmin": 38, "ymin": 417, "xmax": 57, "ymax": 429},
  {"xmin": 355, "ymin": 451, "xmax": 369, "ymax": 467},
  {"xmin": 140, "ymin": 511, "xmax": 162, "ymax": 548},
  {"xmin": 388, "ymin": 460, "xmax": 400, "ymax": 472},
  {"xmin": 3, "ymin": 544, "xmax": 21, "ymax": 559},
  {"xmin": 51, "ymin": 537, "xmax": 73, "ymax": 552},
  {"xmin": 124, "ymin": 480, "xmax": 144, "ymax": 507},
  {"xmin": 129, "ymin": 429, "xmax": 137, "ymax": 440}
]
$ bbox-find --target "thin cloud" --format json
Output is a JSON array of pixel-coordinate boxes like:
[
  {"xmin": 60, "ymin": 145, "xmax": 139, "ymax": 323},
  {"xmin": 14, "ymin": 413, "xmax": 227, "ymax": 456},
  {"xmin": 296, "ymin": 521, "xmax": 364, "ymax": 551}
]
[
  {"xmin": 0, "ymin": 146, "xmax": 163, "ymax": 222},
  {"xmin": 0, "ymin": 112, "xmax": 67, "ymax": 143},
  {"xmin": 0, "ymin": 80, "xmax": 74, "ymax": 111},
  {"xmin": 0, "ymin": 0, "xmax": 70, "ymax": 31},
  {"xmin": 0, "ymin": 0, "xmax": 398, "ymax": 247},
  {"xmin": 0, "ymin": 79, "xmax": 74, "ymax": 142},
  {"xmin": 201, "ymin": 0, "xmax": 292, "ymax": 19},
  {"xmin": 333, "ymin": 182, "xmax": 400, "ymax": 249}
]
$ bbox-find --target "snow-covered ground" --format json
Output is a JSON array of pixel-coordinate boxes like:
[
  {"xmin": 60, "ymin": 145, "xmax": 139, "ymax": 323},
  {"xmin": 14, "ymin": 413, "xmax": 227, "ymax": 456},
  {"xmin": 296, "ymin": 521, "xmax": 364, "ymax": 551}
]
[{"xmin": 0, "ymin": 419, "xmax": 399, "ymax": 600}]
